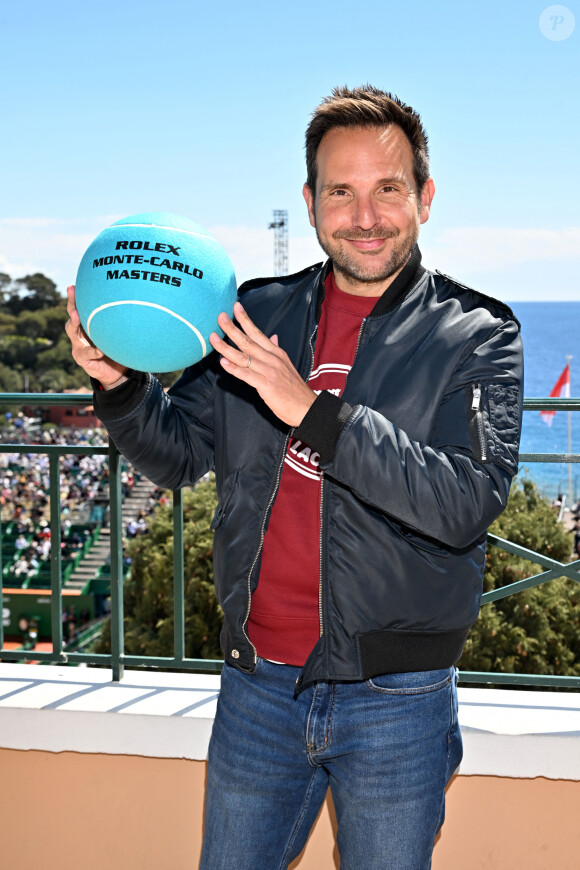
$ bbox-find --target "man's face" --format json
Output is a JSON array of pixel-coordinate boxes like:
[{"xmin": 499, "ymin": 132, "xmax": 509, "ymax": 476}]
[{"xmin": 303, "ymin": 125, "xmax": 434, "ymax": 295}]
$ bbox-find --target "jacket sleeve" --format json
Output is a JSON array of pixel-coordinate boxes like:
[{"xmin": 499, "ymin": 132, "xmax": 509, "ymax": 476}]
[
  {"xmin": 92, "ymin": 354, "xmax": 218, "ymax": 490},
  {"xmin": 295, "ymin": 318, "xmax": 523, "ymax": 549}
]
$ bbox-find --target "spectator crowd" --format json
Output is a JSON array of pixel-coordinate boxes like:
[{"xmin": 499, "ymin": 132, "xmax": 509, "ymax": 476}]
[{"xmin": 0, "ymin": 413, "xmax": 164, "ymax": 594}]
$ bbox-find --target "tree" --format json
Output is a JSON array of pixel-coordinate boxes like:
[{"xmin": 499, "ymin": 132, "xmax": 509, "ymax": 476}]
[
  {"xmin": 0, "ymin": 272, "xmax": 11, "ymax": 305},
  {"xmin": 0, "ymin": 269, "xmax": 184, "ymax": 393},
  {"xmin": 96, "ymin": 477, "xmax": 223, "ymax": 661},
  {"xmin": 459, "ymin": 478, "xmax": 579, "ymax": 677},
  {"xmin": 0, "ymin": 274, "xmax": 88, "ymax": 391},
  {"xmin": 5, "ymin": 272, "xmax": 62, "ymax": 315},
  {"xmin": 0, "ymin": 335, "xmax": 45, "ymax": 370},
  {"xmin": 0, "ymin": 309, "xmax": 18, "ymax": 335},
  {"xmin": 0, "ymin": 362, "xmax": 23, "ymax": 392}
]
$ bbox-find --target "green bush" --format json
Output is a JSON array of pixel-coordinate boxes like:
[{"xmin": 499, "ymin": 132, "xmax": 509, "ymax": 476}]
[
  {"xmin": 96, "ymin": 477, "xmax": 222, "ymax": 661},
  {"xmin": 459, "ymin": 477, "xmax": 579, "ymax": 677}
]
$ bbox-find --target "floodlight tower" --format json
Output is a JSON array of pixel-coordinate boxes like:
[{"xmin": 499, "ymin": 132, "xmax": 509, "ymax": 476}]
[{"xmin": 268, "ymin": 210, "xmax": 289, "ymax": 276}]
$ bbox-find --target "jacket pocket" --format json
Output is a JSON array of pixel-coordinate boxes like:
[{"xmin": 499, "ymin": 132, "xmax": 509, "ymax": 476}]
[
  {"xmin": 466, "ymin": 381, "xmax": 520, "ymax": 473},
  {"xmin": 467, "ymin": 383, "xmax": 488, "ymax": 463},
  {"xmin": 210, "ymin": 469, "xmax": 239, "ymax": 531},
  {"xmin": 487, "ymin": 383, "xmax": 520, "ymax": 473},
  {"xmin": 384, "ymin": 516, "xmax": 450, "ymax": 558}
]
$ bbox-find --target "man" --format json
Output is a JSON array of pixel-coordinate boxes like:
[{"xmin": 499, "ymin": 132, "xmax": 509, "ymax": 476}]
[{"xmin": 66, "ymin": 86, "xmax": 523, "ymax": 869}]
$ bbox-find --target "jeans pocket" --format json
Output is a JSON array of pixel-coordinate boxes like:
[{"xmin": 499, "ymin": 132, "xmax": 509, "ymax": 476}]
[{"xmin": 366, "ymin": 667, "xmax": 453, "ymax": 695}]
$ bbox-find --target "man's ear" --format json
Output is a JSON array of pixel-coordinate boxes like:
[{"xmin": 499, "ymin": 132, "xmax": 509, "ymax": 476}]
[
  {"xmin": 419, "ymin": 178, "xmax": 435, "ymax": 225},
  {"xmin": 303, "ymin": 183, "xmax": 316, "ymax": 228}
]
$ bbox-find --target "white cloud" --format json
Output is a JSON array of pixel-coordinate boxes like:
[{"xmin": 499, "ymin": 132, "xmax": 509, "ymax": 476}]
[
  {"xmin": 0, "ymin": 217, "xmax": 578, "ymax": 299},
  {"xmin": 421, "ymin": 226, "xmax": 580, "ymax": 301},
  {"xmin": 0, "ymin": 216, "xmax": 123, "ymax": 290},
  {"xmin": 422, "ymin": 226, "xmax": 580, "ymax": 274},
  {"xmin": 0, "ymin": 216, "xmax": 325, "ymax": 293}
]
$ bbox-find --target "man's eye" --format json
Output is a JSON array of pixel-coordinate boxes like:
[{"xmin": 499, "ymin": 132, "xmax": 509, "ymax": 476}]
[{"xmin": 330, "ymin": 189, "xmax": 348, "ymax": 196}]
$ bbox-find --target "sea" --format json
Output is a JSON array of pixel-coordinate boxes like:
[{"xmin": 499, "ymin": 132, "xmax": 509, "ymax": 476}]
[{"xmin": 510, "ymin": 302, "xmax": 580, "ymax": 503}]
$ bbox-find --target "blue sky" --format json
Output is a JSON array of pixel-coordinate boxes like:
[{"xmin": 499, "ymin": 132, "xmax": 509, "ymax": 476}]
[{"xmin": 0, "ymin": 0, "xmax": 578, "ymax": 299}]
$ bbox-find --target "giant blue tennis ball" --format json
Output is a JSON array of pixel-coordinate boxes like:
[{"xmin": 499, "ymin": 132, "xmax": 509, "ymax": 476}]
[{"xmin": 75, "ymin": 212, "xmax": 237, "ymax": 372}]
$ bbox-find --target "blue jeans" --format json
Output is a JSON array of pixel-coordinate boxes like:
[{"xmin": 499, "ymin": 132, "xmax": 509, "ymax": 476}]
[{"xmin": 199, "ymin": 658, "xmax": 462, "ymax": 870}]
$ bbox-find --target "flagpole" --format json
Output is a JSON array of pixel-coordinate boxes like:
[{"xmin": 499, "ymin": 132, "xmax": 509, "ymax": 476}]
[{"xmin": 568, "ymin": 354, "xmax": 573, "ymax": 510}]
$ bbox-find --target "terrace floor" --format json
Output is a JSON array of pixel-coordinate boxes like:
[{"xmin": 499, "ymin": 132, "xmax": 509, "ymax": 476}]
[{"xmin": 1, "ymin": 663, "xmax": 579, "ymax": 869}]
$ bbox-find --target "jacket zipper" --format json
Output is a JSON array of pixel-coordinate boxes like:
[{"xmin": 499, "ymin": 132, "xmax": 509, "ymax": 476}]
[
  {"xmin": 352, "ymin": 317, "xmax": 366, "ymax": 362},
  {"xmin": 241, "ymin": 323, "xmax": 319, "ymax": 663},
  {"xmin": 241, "ymin": 431, "xmax": 290, "ymax": 662},
  {"xmin": 471, "ymin": 384, "xmax": 487, "ymax": 462},
  {"xmin": 318, "ymin": 473, "xmax": 325, "ymax": 637},
  {"xmin": 318, "ymin": 317, "xmax": 367, "ymax": 641}
]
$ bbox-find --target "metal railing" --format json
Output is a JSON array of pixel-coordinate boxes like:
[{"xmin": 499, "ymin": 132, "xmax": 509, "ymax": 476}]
[{"xmin": 1, "ymin": 393, "xmax": 579, "ymax": 688}]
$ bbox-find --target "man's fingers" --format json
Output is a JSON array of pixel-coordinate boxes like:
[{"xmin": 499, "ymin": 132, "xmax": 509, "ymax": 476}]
[
  {"xmin": 219, "ymin": 356, "xmax": 255, "ymax": 380},
  {"xmin": 219, "ymin": 303, "xmax": 278, "ymax": 354},
  {"xmin": 65, "ymin": 292, "xmax": 103, "ymax": 359},
  {"xmin": 65, "ymin": 283, "xmax": 129, "ymax": 386},
  {"xmin": 232, "ymin": 301, "xmax": 264, "ymax": 337},
  {"xmin": 66, "ymin": 287, "xmax": 86, "ymax": 337},
  {"xmin": 79, "ymin": 333, "xmax": 97, "ymax": 351},
  {"xmin": 210, "ymin": 330, "xmax": 260, "ymax": 372},
  {"xmin": 216, "ymin": 312, "xmax": 253, "ymax": 352},
  {"xmin": 65, "ymin": 312, "xmax": 90, "ymax": 347},
  {"xmin": 212, "ymin": 333, "xmax": 260, "ymax": 381},
  {"xmin": 66, "ymin": 285, "xmax": 87, "ymax": 339},
  {"xmin": 66, "ymin": 285, "xmax": 79, "ymax": 320},
  {"xmin": 211, "ymin": 305, "xmax": 294, "ymax": 394},
  {"xmin": 66, "ymin": 286, "xmax": 81, "ymax": 337}
]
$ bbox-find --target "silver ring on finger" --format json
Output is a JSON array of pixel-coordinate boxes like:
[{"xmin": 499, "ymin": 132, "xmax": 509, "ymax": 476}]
[{"xmin": 247, "ymin": 355, "xmax": 252, "ymax": 369}]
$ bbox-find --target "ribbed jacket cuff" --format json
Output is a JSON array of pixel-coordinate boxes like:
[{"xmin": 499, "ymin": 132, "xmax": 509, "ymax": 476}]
[
  {"xmin": 91, "ymin": 371, "xmax": 149, "ymax": 420},
  {"xmin": 293, "ymin": 390, "xmax": 353, "ymax": 465}
]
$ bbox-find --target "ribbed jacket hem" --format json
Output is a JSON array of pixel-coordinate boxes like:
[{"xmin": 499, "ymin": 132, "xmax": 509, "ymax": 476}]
[{"xmin": 358, "ymin": 625, "xmax": 471, "ymax": 677}]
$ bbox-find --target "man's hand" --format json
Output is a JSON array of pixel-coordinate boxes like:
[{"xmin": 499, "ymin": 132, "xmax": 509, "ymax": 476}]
[
  {"xmin": 65, "ymin": 285, "xmax": 129, "ymax": 389},
  {"xmin": 209, "ymin": 301, "xmax": 316, "ymax": 427}
]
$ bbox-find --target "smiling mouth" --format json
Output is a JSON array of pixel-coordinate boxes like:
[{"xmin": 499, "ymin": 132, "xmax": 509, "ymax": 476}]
[{"xmin": 344, "ymin": 238, "xmax": 387, "ymax": 251}]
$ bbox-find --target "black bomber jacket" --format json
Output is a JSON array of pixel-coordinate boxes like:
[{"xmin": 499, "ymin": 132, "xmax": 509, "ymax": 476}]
[{"xmin": 93, "ymin": 247, "xmax": 523, "ymax": 692}]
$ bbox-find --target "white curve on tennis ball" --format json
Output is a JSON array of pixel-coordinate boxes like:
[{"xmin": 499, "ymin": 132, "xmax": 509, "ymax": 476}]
[{"xmin": 86, "ymin": 300, "xmax": 207, "ymax": 357}]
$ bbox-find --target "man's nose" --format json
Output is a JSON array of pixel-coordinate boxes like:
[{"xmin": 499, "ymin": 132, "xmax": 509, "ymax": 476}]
[{"xmin": 351, "ymin": 194, "xmax": 379, "ymax": 230}]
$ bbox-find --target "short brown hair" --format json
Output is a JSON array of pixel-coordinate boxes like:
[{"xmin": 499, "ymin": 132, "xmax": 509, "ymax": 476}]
[{"xmin": 305, "ymin": 85, "xmax": 430, "ymax": 195}]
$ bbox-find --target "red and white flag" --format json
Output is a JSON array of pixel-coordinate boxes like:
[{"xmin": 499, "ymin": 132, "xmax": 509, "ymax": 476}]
[{"xmin": 540, "ymin": 363, "xmax": 570, "ymax": 426}]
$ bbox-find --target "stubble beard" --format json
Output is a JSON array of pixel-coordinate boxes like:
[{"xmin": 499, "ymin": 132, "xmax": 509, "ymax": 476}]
[{"xmin": 315, "ymin": 223, "xmax": 419, "ymax": 287}]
